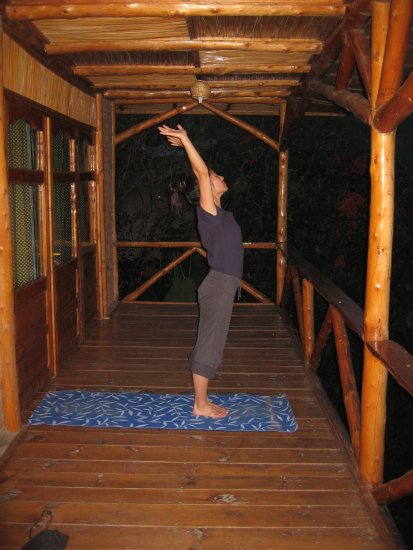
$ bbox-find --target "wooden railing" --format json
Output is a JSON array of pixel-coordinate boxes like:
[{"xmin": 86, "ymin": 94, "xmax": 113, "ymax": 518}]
[
  {"xmin": 116, "ymin": 241, "xmax": 275, "ymax": 304},
  {"xmin": 278, "ymin": 244, "xmax": 413, "ymax": 505}
]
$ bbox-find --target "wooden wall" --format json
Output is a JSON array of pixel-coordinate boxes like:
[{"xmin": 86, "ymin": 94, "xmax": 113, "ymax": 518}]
[{"xmin": 14, "ymin": 279, "xmax": 49, "ymax": 411}]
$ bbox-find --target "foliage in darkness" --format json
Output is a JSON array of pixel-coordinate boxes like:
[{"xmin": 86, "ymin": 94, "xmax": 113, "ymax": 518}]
[{"xmin": 116, "ymin": 113, "xmax": 412, "ymax": 545}]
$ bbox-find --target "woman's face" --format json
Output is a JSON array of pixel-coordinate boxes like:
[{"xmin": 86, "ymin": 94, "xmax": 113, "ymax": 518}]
[{"xmin": 209, "ymin": 170, "xmax": 228, "ymax": 195}]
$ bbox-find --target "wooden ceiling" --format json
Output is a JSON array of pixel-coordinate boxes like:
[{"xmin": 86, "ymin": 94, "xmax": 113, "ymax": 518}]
[{"xmin": 2, "ymin": 1, "xmax": 413, "ymax": 119}]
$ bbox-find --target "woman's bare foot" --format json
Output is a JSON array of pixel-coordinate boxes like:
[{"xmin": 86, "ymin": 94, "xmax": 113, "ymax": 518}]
[{"xmin": 193, "ymin": 400, "xmax": 228, "ymax": 418}]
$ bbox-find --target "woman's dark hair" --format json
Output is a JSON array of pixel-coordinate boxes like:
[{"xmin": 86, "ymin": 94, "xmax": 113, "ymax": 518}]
[{"xmin": 169, "ymin": 173, "xmax": 200, "ymax": 214}]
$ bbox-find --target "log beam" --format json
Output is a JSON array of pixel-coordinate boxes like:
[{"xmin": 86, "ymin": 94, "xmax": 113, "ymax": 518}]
[
  {"xmin": 373, "ymin": 469, "xmax": 413, "ymax": 504},
  {"xmin": 348, "ymin": 28, "xmax": 371, "ymax": 101},
  {"xmin": 334, "ymin": 34, "xmax": 356, "ymax": 91},
  {"xmin": 310, "ymin": 307, "xmax": 333, "ymax": 370},
  {"xmin": 310, "ymin": 79, "xmax": 371, "ymax": 124},
  {"xmin": 374, "ymin": 71, "xmax": 413, "ymax": 132},
  {"xmin": 279, "ymin": 0, "xmax": 371, "ymax": 150},
  {"xmin": 360, "ymin": 0, "xmax": 396, "ymax": 488},
  {"xmin": 302, "ymin": 279, "xmax": 315, "ymax": 361},
  {"xmin": 115, "ymin": 101, "xmax": 198, "ymax": 145},
  {"xmin": 202, "ymin": 101, "xmax": 279, "ymax": 151},
  {"xmin": 46, "ymin": 38, "xmax": 323, "ymax": 56},
  {"xmin": 0, "ymin": 20, "xmax": 21, "ymax": 432},
  {"xmin": 6, "ymin": 3, "xmax": 347, "ymax": 20},
  {"xmin": 74, "ymin": 64, "xmax": 312, "ymax": 77},
  {"xmin": 376, "ymin": 0, "xmax": 413, "ymax": 108}
]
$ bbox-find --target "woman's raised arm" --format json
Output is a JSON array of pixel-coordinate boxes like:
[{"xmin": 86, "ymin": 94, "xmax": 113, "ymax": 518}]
[{"xmin": 158, "ymin": 124, "xmax": 216, "ymax": 215}]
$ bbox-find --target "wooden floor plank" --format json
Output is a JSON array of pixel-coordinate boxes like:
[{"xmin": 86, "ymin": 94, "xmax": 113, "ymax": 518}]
[{"xmin": 0, "ymin": 302, "xmax": 400, "ymax": 549}]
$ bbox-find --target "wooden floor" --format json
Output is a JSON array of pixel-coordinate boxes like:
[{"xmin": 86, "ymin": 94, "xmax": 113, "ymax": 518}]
[{"xmin": 0, "ymin": 303, "xmax": 400, "ymax": 549}]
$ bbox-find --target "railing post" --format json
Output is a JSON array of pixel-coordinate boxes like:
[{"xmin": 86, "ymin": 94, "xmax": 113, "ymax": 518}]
[
  {"xmin": 302, "ymin": 279, "xmax": 314, "ymax": 362},
  {"xmin": 276, "ymin": 102, "xmax": 288, "ymax": 305},
  {"xmin": 360, "ymin": 1, "xmax": 395, "ymax": 486}
]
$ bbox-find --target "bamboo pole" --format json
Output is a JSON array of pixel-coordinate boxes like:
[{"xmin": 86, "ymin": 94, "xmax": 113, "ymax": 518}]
[
  {"xmin": 74, "ymin": 64, "xmax": 312, "ymax": 77},
  {"xmin": 116, "ymin": 98, "xmax": 283, "ymax": 105},
  {"xmin": 310, "ymin": 306, "xmax": 333, "ymax": 370},
  {"xmin": 108, "ymin": 90, "xmax": 291, "ymax": 100},
  {"xmin": 202, "ymin": 102, "xmax": 279, "ymax": 151},
  {"xmin": 0, "ymin": 21, "xmax": 21, "ymax": 432},
  {"xmin": 6, "ymin": 4, "xmax": 347, "ymax": 20},
  {"xmin": 334, "ymin": 34, "xmax": 356, "ymax": 91},
  {"xmin": 115, "ymin": 101, "xmax": 198, "ymax": 145},
  {"xmin": 122, "ymin": 247, "xmax": 197, "ymax": 302},
  {"xmin": 46, "ymin": 38, "xmax": 323, "ymax": 55},
  {"xmin": 360, "ymin": 0, "xmax": 394, "ymax": 487},
  {"xmin": 95, "ymin": 94, "xmax": 108, "ymax": 319},
  {"xmin": 276, "ymin": 102, "xmax": 288, "ymax": 304},
  {"xmin": 302, "ymin": 279, "xmax": 314, "ymax": 362}
]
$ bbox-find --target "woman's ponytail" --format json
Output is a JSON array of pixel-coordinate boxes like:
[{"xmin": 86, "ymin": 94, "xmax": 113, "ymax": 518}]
[{"xmin": 169, "ymin": 175, "xmax": 200, "ymax": 214}]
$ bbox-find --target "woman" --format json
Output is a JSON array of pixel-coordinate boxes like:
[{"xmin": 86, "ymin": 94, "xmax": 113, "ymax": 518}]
[{"xmin": 158, "ymin": 124, "xmax": 244, "ymax": 418}]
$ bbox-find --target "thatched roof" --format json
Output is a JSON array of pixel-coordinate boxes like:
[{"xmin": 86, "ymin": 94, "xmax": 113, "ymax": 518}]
[{"xmin": 3, "ymin": 1, "xmax": 413, "ymax": 119}]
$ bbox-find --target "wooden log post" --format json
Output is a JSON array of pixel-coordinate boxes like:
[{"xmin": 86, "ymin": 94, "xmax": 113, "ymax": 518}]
[
  {"xmin": 276, "ymin": 102, "xmax": 288, "ymax": 305},
  {"xmin": 0, "ymin": 20, "xmax": 21, "ymax": 432},
  {"xmin": 331, "ymin": 307, "xmax": 361, "ymax": 460},
  {"xmin": 360, "ymin": 0, "xmax": 394, "ymax": 486},
  {"xmin": 95, "ymin": 94, "xmax": 108, "ymax": 319},
  {"xmin": 292, "ymin": 268, "xmax": 305, "ymax": 346},
  {"xmin": 302, "ymin": 279, "xmax": 315, "ymax": 362}
]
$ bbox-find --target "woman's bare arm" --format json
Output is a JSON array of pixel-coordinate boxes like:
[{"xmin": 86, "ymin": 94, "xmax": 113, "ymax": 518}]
[{"xmin": 158, "ymin": 124, "xmax": 216, "ymax": 215}]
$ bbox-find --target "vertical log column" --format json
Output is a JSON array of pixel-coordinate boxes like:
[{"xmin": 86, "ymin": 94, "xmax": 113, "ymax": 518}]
[
  {"xmin": 276, "ymin": 102, "xmax": 289, "ymax": 304},
  {"xmin": 360, "ymin": 0, "xmax": 394, "ymax": 486},
  {"xmin": 0, "ymin": 21, "xmax": 21, "ymax": 431},
  {"xmin": 95, "ymin": 94, "xmax": 108, "ymax": 319}
]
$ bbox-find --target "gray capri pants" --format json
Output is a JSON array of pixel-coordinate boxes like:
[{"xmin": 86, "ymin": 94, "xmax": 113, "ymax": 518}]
[{"xmin": 189, "ymin": 269, "xmax": 240, "ymax": 379}]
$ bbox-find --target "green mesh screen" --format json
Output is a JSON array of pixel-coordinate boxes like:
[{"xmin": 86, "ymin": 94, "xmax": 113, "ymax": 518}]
[
  {"xmin": 8, "ymin": 119, "xmax": 37, "ymax": 169},
  {"xmin": 78, "ymin": 182, "xmax": 91, "ymax": 247},
  {"xmin": 52, "ymin": 130, "xmax": 71, "ymax": 172},
  {"xmin": 9, "ymin": 185, "xmax": 41, "ymax": 288},
  {"xmin": 53, "ymin": 183, "xmax": 73, "ymax": 265}
]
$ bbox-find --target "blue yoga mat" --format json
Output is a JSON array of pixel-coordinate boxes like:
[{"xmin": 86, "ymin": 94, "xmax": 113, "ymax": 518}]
[{"xmin": 29, "ymin": 391, "xmax": 298, "ymax": 432}]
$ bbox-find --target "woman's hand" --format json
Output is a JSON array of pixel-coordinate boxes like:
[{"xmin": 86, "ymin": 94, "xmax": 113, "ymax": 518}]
[{"xmin": 158, "ymin": 124, "xmax": 188, "ymax": 146}]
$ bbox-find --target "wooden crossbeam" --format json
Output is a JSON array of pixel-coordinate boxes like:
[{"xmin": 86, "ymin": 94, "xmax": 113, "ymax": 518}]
[
  {"xmin": 73, "ymin": 64, "xmax": 311, "ymax": 77},
  {"xmin": 348, "ymin": 28, "xmax": 371, "ymax": 101},
  {"xmin": 115, "ymin": 101, "xmax": 198, "ymax": 144},
  {"xmin": 373, "ymin": 469, "xmax": 413, "ymax": 504},
  {"xmin": 105, "ymin": 90, "xmax": 291, "ymax": 99},
  {"xmin": 45, "ymin": 38, "xmax": 323, "ymax": 55},
  {"xmin": 279, "ymin": 0, "xmax": 371, "ymax": 150},
  {"xmin": 6, "ymin": 2, "xmax": 347, "ymax": 20},
  {"xmin": 374, "ymin": 70, "xmax": 413, "ymax": 132},
  {"xmin": 92, "ymin": 80, "xmax": 300, "ymax": 90},
  {"xmin": 376, "ymin": 0, "xmax": 413, "ymax": 108},
  {"xmin": 201, "ymin": 101, "xmax": 279, "ymax": 151},
  {"xmin": 334, "ymin": 33, "xmax": 356, "ymax": 91},
  {"xmin": 309, "ymin": 79, "xmax": 371, "ymax": 124}
]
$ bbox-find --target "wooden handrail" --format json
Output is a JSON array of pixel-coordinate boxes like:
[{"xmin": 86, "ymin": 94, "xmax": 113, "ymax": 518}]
[
  {"xmin": 366, "ymin": 340, "xmax": 413, "ymax": 396},
  {"xmin": 116, "ymin": 241, "xmax": 277, "ymax": 249},
  {"xmin": 277, "ymin": 242, "xmax": 413, "ymax": 503},
  {"xmin": 280, "ymin": 244, "xmax": 364, "ymax": 338}
]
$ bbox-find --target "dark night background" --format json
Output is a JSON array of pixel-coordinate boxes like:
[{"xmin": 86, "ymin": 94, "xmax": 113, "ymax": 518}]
[{"xmin": 116, "ymin": 112, "xmax": 413, "ymax": 546}]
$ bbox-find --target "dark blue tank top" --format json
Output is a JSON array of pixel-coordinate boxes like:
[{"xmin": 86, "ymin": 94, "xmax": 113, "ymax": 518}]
[{"xmin": 196, "ymin": 206, "xmax": 243, "ymax": 279}]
